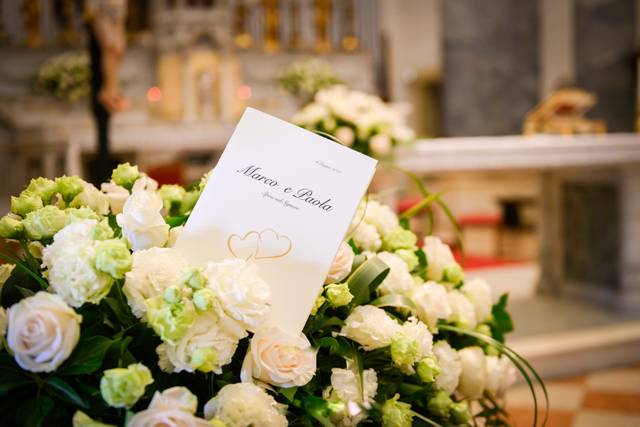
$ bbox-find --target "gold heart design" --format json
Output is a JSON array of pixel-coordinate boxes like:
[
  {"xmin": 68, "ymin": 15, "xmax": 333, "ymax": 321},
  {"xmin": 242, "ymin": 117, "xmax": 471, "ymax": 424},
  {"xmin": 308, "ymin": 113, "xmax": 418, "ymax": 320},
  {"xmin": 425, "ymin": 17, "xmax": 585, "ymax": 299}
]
[
  {"xmin": 227, "ymin": 231, "xmax": 260, "ymax": 260},
  {"xmin": 255, "ymin": 229, "xmax": 292, "ymax": 260}
]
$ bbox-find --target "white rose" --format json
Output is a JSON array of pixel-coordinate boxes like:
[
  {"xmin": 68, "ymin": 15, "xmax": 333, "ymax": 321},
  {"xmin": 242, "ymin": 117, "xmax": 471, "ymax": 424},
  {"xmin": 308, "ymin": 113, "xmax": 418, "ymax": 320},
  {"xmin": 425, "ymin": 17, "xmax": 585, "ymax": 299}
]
[
  {"xmin": 41, "ymin": 220, "xmax": 114, "ymax": 307},
  {"xmin": 7, "ymin": 292, "xmax": 81, "ymax": 372},
  {"xmin": 463, "ymin": 278, "xmax": 493, "ymax": 323},
  {"xmin": 363, "ymin": 200, "xmax": 398, "ymax": 237},
  {"xmin": 422, "ymin": 236, "xmax": 456, "ymax": 282},
  {"xmin": 376, "ymin": 252, "xmax": 414, "ymax": 296},
  {"xmin": 241, "ymin": 327, "xmax": 316, "ymax": 388},
  {"xmin": 401, "ymin": 317, "xmax": 433, "ymax": 361},
  {"xmin": 70, "ymin": 181, "xmax": 110, "ymax": 215},
  {"xmin": 433, "ymin": 341, "xmax": 462, "ymax": 394},
  {"xmin": 0, "ymin": 307, "xmax": 7, "ymax": 342},
  {"xmin": 448, "ymin": 291, "xmax": 478, "ymax": 328},
  {"xmin": 325, "ymin": 241, "xmax": 354, "ymax": 284},
  {"xmin": 292, "ymin": 102, "xmax": 329, "ymax": 125},
  {"xmin": 123, "ymin": 247, "xmax": 189, "ymax": 319},
  {"xmin": 331, "ymin": 365, "xmax": 378, "ymax": 406},
  {"xmin": 204, "ymin": 259, "xmax": 271, "ymax": 332},
  {"xmin": 485, "ymin": 355, "xmax": 517, "ymax": 396},
  {"xmin": 370, "ymin": 134, "xmax": 392, "ymax": 157},
  {"xmin": 204, "ymin": 382, "xmax": 288, "ymax": 427},
  {"xmin": 157, "ymin": 312, "xmax": 247, "ymax": 374},
  {"xmin": 129, "ymin": 386, "xmax": 211, "ymax": 427},
  {"xmin": 335, "ymin": 126, "xmax": 355, "ymax": 147},
  {"xmin": 131, "ymin": 175, "xmax": 159, "ymax": 193},
  {"xmin": 457, "ymin": 346, "xmax": 486, "ymax": 399},
  {"xmin": 341, "ymin": 305, "xmax": 401, "ymax": 350},
  {"xmin": 101, "ymin": 181, "xmax": 129, "ymax": 214},
  {"xmin": 409, "ymin": 282, "xmax": 452, "ymax": 329},
  {"xmin": 351, "ymin": 222, "xmax": 381, "ymax": 252},
  {"xmin": 116, "ymin": 190, "xmax": 169, "ymax": 251}
]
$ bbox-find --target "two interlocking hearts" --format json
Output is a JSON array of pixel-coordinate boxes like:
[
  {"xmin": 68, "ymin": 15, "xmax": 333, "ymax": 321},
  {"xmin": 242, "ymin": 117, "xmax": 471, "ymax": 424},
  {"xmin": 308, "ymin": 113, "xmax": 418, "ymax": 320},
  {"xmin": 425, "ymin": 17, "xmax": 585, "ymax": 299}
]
[{"xmin": 227, "ymin": 229, "xmax": 292, "ymax": 260}]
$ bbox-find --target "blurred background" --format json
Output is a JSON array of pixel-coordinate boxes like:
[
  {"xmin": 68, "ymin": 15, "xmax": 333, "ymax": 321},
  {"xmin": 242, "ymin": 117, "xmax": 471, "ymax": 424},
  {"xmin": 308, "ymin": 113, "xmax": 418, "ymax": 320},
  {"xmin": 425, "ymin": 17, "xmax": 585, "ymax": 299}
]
[{"xmin": 0, "ymin": 1, "xmax": 639, "ymax": 424}]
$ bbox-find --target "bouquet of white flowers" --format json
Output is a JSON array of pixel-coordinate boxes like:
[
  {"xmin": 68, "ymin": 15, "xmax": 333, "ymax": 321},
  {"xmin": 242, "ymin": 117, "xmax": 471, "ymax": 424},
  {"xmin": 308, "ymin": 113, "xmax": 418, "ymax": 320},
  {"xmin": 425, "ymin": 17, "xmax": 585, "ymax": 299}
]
[
  {"xmin": 34, "ymin": 52, "xmax": 90, "ymax": 103},
  {"xmin": 292, "ymin": 85, "xmax": 415, "ymax": 158},
  {"xmin": 278, "ymin": 59, "xmax": 343, "ymax": 104},
  {"xmin": 0, "ymin": 164, "xmax": 546, "ymax": 426}
]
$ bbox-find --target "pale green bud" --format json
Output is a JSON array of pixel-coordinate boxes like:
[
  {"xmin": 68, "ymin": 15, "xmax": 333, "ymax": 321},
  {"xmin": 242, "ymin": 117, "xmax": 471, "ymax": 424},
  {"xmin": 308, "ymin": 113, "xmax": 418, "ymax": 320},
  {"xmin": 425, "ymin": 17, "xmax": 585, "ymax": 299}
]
[
  {"xmin": 181, "ymin": 267, "xmax": 207, "ymax": 290},
  {"xmin": 192, "ymin": 288, "xmax": 216, "ymax": 311},
  {"xmin": 310, "ymin": 294, "xmax": 326, "ymax": 316},
  {"xmin": 395, "ymin": 249, "xmax": 419, "ymax": 271},
  {"xmin": 443, "ymin": 263, "xmax": 464, "ymax": 285},
  {"xmin": 93, "ymin": 219, "xmax": 114, "ymax": 240},
  {"xmin": 100, "ymin": 363, "xmax": 153, "ymax": 408},
  {"xmin": 23, "ymin": 205, "xmax": 66, "ymax": 240},
  {"xmin": 325, "ymin": 283, "xmax": 353, "ymax": 307},
  {"xmin": 390, "ymin": 334, "xmax": 418, "ymax": 368},
  {"xmin": 381, "ymin": 394, "xmax": 414, "ymax": 427},
  {"xmin": 198, "ymin": 170, "xmax": 211, "ymax": 192},
  {"xmin": 163, "ymin": 285, "xmax": 183, "ymax": 304},
  {"xmin": 55, "ymin": 175, "xmax": 84, "ymax": 202},
  {"xmin": 190, "ymin": 347, "xmax": 217, "ymax": 373},
  {"xmin": 485, "ymin": 346, "xmax": 500, "ymax": 357},
  {"xmin": 417, "ymin": 356, "xmax": 440, "ymax": 383},
  {"xmin": 0, "ymin": 264, "xmax": 15, "ymax": 289},
  {"xmin": 27, "ymin": 241, "xmax": 44, "ymax": 259},
  {"xmin": 95, "ymin": 239, "xmax": 131, "ymax": 279},
  {"xmin": 158, "ymin": 184, "xmax": 186, "ymax": 211},
  {"xmin": 0, "ymin": 214, "xmax": 23, "ymax": 239},
  {"xmin": 179, "ymin": 190, "xmax": 200, "ymax": 215},
  {"xmin": 26, "ymin": 177, "xmax": 57, "ymax": 203},
  {"xmin": 450, "ymin": 400, "xmax": 471, "ymax": 424},
  {"xmin": 72, "ymin": 411, "xmax": 116, "ymax": 427},
  {"xmin": 11, "ymin": 191, "xmax": 43, "ymax": 216},
  {"xmin": 427, "ymin": 390, "xmax": 453, "ymax": 418},
  {"xmin": 146, "ymin": 296, "xmax": 196, "ymax": 343},
  {"xmin": 476, "ymin": 324, "xmax": 492, "ymax": 337},
  {"xmin": 111, "ymin": 163, "xmax": 140, "ymax": 189},
  {"xmin": 382, "ymin": 226, "xmax": 418, "ymax": 251},
  {"xmin": 65, "ymin": 207, "xmax": 101, "ymax": 224},
  {"xmin": 209, "ymin": 419, "xmax": 227, "ymax": 427}
]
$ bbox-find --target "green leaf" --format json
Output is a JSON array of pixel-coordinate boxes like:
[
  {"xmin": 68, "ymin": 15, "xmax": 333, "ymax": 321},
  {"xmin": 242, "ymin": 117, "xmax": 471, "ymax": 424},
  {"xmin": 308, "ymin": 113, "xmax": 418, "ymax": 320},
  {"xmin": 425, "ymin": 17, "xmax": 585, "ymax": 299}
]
[
  {"xmin": 58, "ymin": 336, "xmax": 112, "ymax": 375},
  {"xmin": 490, "ymin": 293, "xmax": 514, "ymax": 342},
  {"xmin": 15, "ymin": 285, "xmax": 36, "ymax": 298},
  {"xmin": 165, "ymin": 215, "xmax": 188, "ymax": 227},
  {"xmin": 399, "ymin": 192, "xmax": 442, "ymax": 220},
  {"xmin": 279, "ymin": 386, "xmax": 298, "ymax": 403},
  {"xmin": 16, "ymin": 395, "xmax": 54, "ymax": 427},
  {"xmin": 0, "ymin": 251, "xmax": 48, "ymax": 289},
  {"xmin": 347, "ymin": 256, "xmax": 390, "ymax": 306},
  {"xmin": 302, "ymin": 395, "xmax": 335, "ymax": 427},
  {"xmin": 45, "ymin": 377, "xmax": 88, "ymax": 409},
  {"xmin": 370, "ymin": 294, "xmax": 417, "ymax": 312},
  {"xmin": 0, "ymin": 362, "xmax": 34, "ymax": 396}
]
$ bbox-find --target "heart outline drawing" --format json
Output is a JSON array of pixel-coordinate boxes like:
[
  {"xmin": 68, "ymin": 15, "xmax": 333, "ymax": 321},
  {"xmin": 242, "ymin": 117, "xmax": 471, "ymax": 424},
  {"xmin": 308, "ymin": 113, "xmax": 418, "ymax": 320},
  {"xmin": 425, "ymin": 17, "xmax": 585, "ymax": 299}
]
[{"xmin": 227, "ymin": 229, "xmax": 292, "ymax": 261}]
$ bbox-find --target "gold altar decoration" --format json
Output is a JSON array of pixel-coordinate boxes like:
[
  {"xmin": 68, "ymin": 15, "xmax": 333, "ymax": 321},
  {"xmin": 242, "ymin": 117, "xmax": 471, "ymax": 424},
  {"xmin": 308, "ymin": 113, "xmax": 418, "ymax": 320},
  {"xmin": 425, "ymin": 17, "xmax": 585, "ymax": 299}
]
[
  {"xmin": 21, "ymin": 0, "xmax": 42, "ymax": 48},
  {"xmin": 341, "ymin": 0, "xmax": 359, "ymax": 51},
  {"xmin": 263, "ymin": 0, "xmax": 280, "ymax": 53},
  {"xmin": 58, "ymin": 0, "xmax": 78, "ymax": 46},
  {"xmin": 233, "ymin": 1, "xmax": 253, "ymax": 50},
  {"xmin": 523, "ymin": 88, "xmax": 606, "ymax": 135},
  {"xmin": 314, "ymin": 0, "xmax": 332, "ymax": 53},
  {"xmin": 289, "ymin": 0, "xmax": 302, "ymax": 50}
]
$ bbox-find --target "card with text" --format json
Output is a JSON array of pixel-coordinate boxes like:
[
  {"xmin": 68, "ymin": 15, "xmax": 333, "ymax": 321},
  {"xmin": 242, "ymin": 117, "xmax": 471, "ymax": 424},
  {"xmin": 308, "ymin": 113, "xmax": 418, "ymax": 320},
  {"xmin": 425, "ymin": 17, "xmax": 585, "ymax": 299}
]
[{"xmin": 174, "ymin": 108, "xmax": 377, "ymax": 335}]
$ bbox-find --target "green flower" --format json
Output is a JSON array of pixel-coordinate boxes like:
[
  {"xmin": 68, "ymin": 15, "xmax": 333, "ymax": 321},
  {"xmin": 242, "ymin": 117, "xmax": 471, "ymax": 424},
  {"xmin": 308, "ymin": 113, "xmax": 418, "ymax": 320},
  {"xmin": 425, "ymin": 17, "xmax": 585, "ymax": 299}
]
[
  {"xmin": 23, "ymin": 205, "xmax": 67, "ymax": 240},
  {"xmin": 382, "ymin": 226, "xmax": 417, "ymax": 251},
  {"xmin": 181, "ymin": 267, "xmax": 207, "ymax": 290},
  {"xmin": 416, "ymin": 356, "xmax": 440, "ymax": 383},
  {"xmin": 325, "ymin": 283, "xmax": 353, "ymax": 307},
  {"xmin": 55, "ymin": 175, "xmax": 84, "ymax": 203},
  {"xmin": 159, "ymin": 184, "xmax": 186, "ymax": 212},
  {"xmin": 395, "ymin": 249, "xmax": 419, "ymax": 271},
  {"xmin": 26, "ymin": 177, "xmax": 57, "ymax": 203},
  {"xmin": 72, "ymin": 411, "xmax": 116, "ymax": 427},
  {"xmin": 450, "ymin": 400, "xmax": 471, "ymax": 424},
  {"xmin": 163, "ymin": 285, "xmax": 183, "ymax": 304},
  {"xmin": 179, "ymin": 190, "xmax": 200, "ymax": 215},
  {"xmin": 381, "ymin": 394, "xmax": 414, "ymax": 427},
  {"xmin": 146, "ymin": 296, "xmax": 196, "ymax": 343},
  {"xmin": 100, "ymin": 363, "xmax": 153, "ymax": 408},
  {"xmin": 0, "ymin": 264, "xmax": 15, "ymax": 290},
  {"xmin": 11, "ymin": 191, "xmax": 43, "ymax": 216},
  {"xmin": 442, "ymin": 263, "xmax": 464, "ymax": 285},
  {"xmin": 92, "ymin": 219, "xmax": 115, "ymax": 240},
  {"xmin": 65, "ymin": 207, "xmax": 101, "ymax": 224},
  {"xmin": 390, "ymin": 334, "xmax": 418, "ymax": 368},
  {"xmin": 94, "ymin": 239, "xmax": 131, "ymax": 279},
  {"xmin": 310, "ymin": 294, "xmax": 326, "ymax": 316},
  {"xmin": 427, "ymin": 390, "xmax": 453, "ymax": 418},
  {"xmin": 190, "ymin": 347, "xmax": 217, "ymax": 373},
  {"xmin": 192, "ymin": 288, "xmax": 216, "ymax": 311},
  {"xmin": 0, "ymin": 214, "xmax": 23, "ymax": 239},
  {"xmin": 111, "ymin": 163, "xmax": 140, "ymax": 189},
  {"xmin": 210, "ymin": 419, "xmax": 227, "ymax": 427}
]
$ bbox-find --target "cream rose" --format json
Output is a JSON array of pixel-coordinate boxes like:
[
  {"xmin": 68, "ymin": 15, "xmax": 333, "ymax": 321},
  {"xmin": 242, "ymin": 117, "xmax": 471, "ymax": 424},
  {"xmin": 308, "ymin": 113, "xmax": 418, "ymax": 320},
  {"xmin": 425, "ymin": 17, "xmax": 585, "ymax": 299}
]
[
  {"xmin": 422, "ymin": 236, "xmax": 457, "ymax": 282},
  {"xmin": 241, "ymin": 327, "xmax": 316, "ymax": 388},
  {"xmin": 433, "ymin": 341, "xmax": 462, "ymax": 394},
  {"xmin": 70, "ymin": 181, "xmax": 110, "ymax": 215},
  {"xmin": 341, "ymin": 305, "xmax": 401, "ymax": 350},
  {"xmin": 129, "ymin": 386, "xmax": 211, "ymax": 427},
  {"xmin": 462, "ymin": 278, "xmax": 493, "ymax": 323},
  {"xmin": 485, "ymin": 355, "xmax": 517, "ymax": 396},
  {"xmin": 376, "ymin": 252, "xmax": 414, "ymax": 295},
  {"xmin": 335, "ymin": 126, "xmax": 355, "ymax": 147},
  {"xmin": 409, "ymin": 282, "xmax": 452, "ymax": 329},
  {"xmin": 325, "ymin": 241, "xmax": 354, "ymax": 284},
  {"xmin": 448, "ymin": 291, "xmax": 478, "ymax": 328},
  {"xmin": 370, "ymin": 134, "xmax": 392, "ymax": 157},
  {"xmin": 100, "ymin": 182, "xmax": 129, "ymax": 214},
  {"xmin": 116, "ymin": 189, "xmax": 169, "ymax": 251},
  {"xmin": 7, "ymin": 292, "xmax": 81, "ymax": 372},
  {"xmin": 457, "ymin": 346, "xmax": 486, "ymax": 399}
]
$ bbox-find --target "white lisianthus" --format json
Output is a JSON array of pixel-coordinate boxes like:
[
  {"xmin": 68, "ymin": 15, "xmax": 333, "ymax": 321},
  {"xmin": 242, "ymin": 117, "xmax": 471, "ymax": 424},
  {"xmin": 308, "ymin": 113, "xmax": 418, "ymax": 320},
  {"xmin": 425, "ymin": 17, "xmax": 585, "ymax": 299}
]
[
  {"xmin": 156, "ymin": 312, "xmax": 247, "ymax": 374},
  {"xmin": 0, "ymin": 307, "xmax": 7, "ymax": 342},
  {"xmin": 7, "ymin": 292, "xmax": 81, "ymax": 372},
  {"xmin": 370, "ymin": 134, "xmax": 392, "ymax": 157},
  {"xmin": 166, "ymin": 226, "xmax": 183, "ymax": 248},
  {"xmin": 204, "ymin": 259, "xmax": 271, "ymax": 332},
  {"xmin": 204, "ymin": 382, "xmax": 288, "ymax": 427},
  {"xmin": 335, "ymin": 126, "xmax": 355, "ymax": 146},
  {"xmin": 457, "ymin": 346, "xmax": 487, "ymax": 399},
  {"xmin": 100, "ymin": 181, "xmax": 129, "ymax": 214},
  {"xmin": 401, "ymin": 317, "xmax": 433, "ymax": 362},
  {"xmin": 241, "ymin": 327, "xmax": 316, "ymax": 387},
  {"xmin": 116, "ymin": 189, "xmax": 169, "ymax": 251},
  {"xmin": 41, "ymin": 220, "xmax": 114, "ymax": 307},
  {"xmin": 432, "ymin": 341, "xmax": 462, "ymax": 394},
  {"xmin": 128, "ymin": 386, "xmax": 211, "ymax": 427},
  {"xmin": 422, "ymin": 236, "xmax": 457, "ymax": 282},
  {"xmin": 351, "ymin": 222, "xmax": 382, "ymax": 252},
  {"xmin": 131, "ymin": 175, "xmax": 159, "ymax": 193},
  {"xmin": 485, "ymin": 355, "xmax": 517, "ymax": 396},
  {"xmin": 363, "ymin": 200, "xmax": 398, "ymax": 237},
  {"xmin": 123, "ymin": 248, "xmax": 190, "ymax": 319},
  {"xmin": 70, "ymin": 181, "xmax": 110, "ymax": 216},
  {"xmin": 376, "ymin": 252, "xmax": 414, "ymax": 295},
  {"xmin": 409, "ymin": 282, "xmax": 452, "ymax": 329},
  {"xmin": 448, "ymin": 291, "xmax": 478, "ymax": 328},
  {"xmin": 331, "ymin": 365, "xmax": 378, "ymax": 406},
  {"xmin": 341, "ymin": 305, "xmax": 401, "ymax": 350},
  {"xmin": 325, "ymin": 241, "xmax": 354, "ymax": 284},
  {"xmin": 463, "ymin": 278, "xmax": 493, "ymax": 323}
]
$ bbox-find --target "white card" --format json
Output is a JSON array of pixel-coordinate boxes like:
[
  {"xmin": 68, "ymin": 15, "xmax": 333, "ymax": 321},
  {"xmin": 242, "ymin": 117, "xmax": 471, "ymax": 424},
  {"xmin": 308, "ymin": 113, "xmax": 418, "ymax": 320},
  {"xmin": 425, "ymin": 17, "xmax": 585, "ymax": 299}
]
[{"xmin": 174, "ymin": 108, "xmax": 377, "ymax": 335}]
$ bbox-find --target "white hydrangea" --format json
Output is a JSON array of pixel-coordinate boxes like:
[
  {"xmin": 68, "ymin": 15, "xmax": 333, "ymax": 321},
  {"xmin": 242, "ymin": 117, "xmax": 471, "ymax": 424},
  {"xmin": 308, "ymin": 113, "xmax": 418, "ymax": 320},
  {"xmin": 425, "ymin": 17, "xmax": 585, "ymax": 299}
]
[
  {"xmin": 448, "ymin": 291, "xmax": 478, "ymax": 328},
  {"xmin": 331, "ymin": 366, "xmax": 378, "ymax": 406},
  {"xmin": 41, "ymin": 220, "xmax": 113, "ymax": 307},
  {"xmin": 351, "ymin": 222, "xmax": 382, "ymax": 252},
  {"xmin": 433, "ymin": 341, "xmax": 462, "ymax": 395},
  {"xmin": 409, "ymin": 282, "xmax": 452, "ymax": 329},
  {"xmin": 341, "ymin": 305, "xmax": 401, "ymax": 350},
  {"xmin": 204, "ymin": 383, "xmax": 287, "ymax": 427},
  {"xmin": 422, "ymin": 236, "xmax": 457, "ymax": 282},
  {"xmin": 363, "ymin": 200, "xmax": 398, "ymax": 237},
  {"xmin": 463, "ymin": 278, "xmax": 493, "ymax": 323},
  {"xmin": 123, "ymin": 247, "xmax": 189, "ymax": 319},
  {"xmin": 457, "ymin": 346, "xmax": 487, "ymax": 399},
  {"xmin": 204, "ymin": 259, "xmax": 271, "ymax": 332},
  {"xmin": 376, "ymin": 252, "xmax": 414, "ymax": 296},
  {"xmin": 400, "ymin": 317, "xmax": 433, "ymax": 361},
  {"xmin": 485, "ymin": 355, "xmax": 517, "ymax": 396}
]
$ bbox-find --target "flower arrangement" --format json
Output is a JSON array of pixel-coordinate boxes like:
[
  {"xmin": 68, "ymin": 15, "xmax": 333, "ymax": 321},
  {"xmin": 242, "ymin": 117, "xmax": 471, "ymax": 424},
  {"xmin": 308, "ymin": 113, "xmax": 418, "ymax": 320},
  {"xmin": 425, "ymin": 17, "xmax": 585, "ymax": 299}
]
[
  {"xmin": 0, "ymin": 164, "xmax": 545, "ymax": 426},
  {"xmin": 278, "ymin": 59, "xmax": 343, "ymax": 104},
  {"xmin": 292, "ymin": 85, "xmax": 415, "ymax": 158},
  {"xmin": 34, "ymin": 52, "xmax": 91, "ymax": 103}
]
